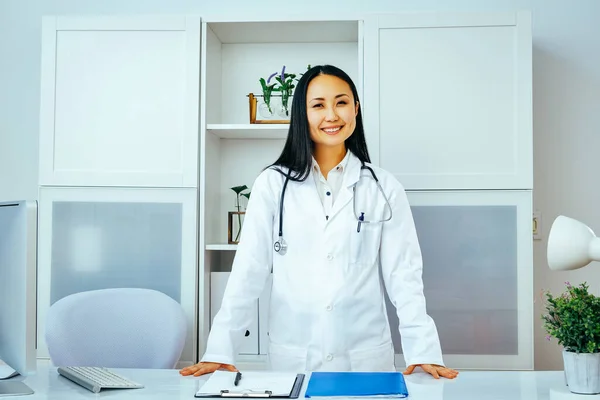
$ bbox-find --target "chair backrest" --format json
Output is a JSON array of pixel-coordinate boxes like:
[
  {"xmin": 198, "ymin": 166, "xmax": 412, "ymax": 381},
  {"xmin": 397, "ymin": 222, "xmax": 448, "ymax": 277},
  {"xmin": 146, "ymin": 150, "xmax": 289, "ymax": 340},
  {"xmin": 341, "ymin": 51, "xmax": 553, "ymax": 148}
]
[{"xmin": 45, "ymin": 288, "xmax": 186, "ymax": 369}]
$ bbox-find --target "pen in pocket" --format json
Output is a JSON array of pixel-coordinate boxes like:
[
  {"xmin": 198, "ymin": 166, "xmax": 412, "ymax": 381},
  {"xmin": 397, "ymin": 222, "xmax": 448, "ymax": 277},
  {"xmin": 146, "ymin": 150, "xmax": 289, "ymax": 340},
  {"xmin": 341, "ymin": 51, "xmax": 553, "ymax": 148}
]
[{"xmin": 357, "ymin": 212, "xmax": 365, "ymax": 233}]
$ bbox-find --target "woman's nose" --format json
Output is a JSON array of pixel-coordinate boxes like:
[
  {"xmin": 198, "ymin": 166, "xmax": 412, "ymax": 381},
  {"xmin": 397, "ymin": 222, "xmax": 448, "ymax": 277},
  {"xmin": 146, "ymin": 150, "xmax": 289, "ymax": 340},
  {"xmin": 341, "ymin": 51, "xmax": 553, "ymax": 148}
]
[{"xmin": 325, "ymin": 107, "xmax": 338, "ymax": 121}]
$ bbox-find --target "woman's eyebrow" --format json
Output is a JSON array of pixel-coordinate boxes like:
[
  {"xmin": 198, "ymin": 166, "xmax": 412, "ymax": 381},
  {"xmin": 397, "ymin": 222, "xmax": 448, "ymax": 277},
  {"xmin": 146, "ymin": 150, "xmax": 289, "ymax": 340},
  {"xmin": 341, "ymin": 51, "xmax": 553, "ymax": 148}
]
[{"xmin": 309, "ymin": 93, "xmax": 351, "ymax": 102}]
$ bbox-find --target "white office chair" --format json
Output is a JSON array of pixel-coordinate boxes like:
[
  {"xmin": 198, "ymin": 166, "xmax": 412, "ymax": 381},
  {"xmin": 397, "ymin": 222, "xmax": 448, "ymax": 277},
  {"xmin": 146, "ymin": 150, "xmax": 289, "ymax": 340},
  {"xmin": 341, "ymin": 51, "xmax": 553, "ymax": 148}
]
[{"xmin": 45, "ymin": 288, "xmax": 187, "ymax": 369}]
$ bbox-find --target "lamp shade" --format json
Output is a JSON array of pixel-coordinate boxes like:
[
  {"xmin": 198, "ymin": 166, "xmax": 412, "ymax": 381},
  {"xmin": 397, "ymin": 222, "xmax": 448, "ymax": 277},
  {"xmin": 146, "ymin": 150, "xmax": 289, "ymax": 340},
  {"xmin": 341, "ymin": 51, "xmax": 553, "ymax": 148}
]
[{"xmin": 547, "ymin": 215, "xmax": 600, "ymax": 271}]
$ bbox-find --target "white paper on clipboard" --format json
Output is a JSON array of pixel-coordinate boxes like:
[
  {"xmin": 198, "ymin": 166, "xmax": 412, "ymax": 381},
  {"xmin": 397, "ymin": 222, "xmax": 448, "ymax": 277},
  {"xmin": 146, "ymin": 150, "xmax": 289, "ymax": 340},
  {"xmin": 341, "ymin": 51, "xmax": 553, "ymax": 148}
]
[{"xmin": 196, "ymin": 371, "xmax": 299, "ymax": 397}]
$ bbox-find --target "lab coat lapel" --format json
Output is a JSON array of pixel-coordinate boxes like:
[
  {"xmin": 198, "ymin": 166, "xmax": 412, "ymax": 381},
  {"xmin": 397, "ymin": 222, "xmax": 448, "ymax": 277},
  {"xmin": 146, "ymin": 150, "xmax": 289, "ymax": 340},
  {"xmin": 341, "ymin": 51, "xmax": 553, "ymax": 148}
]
[{"xmin": 328, "ymin": 152, "xmax": 361, "ymax": 222}]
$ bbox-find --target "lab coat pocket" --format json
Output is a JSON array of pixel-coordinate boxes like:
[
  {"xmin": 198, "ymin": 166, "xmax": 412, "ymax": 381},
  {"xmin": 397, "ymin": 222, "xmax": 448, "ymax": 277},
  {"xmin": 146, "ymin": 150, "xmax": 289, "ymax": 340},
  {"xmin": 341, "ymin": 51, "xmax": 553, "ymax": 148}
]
[
  {"xmin": 349, "ymin": 341, "xmax": 395, "ymax": 371},
  {"xmin": 350, "ymin": 223, "xmax": 381, "ymax": 266},
  {"xmin": 267, "ymin": 341, "xmax": 307, "ymax": 372}
]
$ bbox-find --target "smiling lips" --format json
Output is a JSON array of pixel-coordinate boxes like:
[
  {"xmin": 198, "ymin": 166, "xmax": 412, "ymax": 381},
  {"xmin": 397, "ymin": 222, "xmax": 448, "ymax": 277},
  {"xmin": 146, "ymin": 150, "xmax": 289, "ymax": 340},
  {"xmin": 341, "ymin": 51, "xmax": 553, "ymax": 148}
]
[{"xmin": 321, "ymin": 126, "xmax": 343, "ymax": 135}]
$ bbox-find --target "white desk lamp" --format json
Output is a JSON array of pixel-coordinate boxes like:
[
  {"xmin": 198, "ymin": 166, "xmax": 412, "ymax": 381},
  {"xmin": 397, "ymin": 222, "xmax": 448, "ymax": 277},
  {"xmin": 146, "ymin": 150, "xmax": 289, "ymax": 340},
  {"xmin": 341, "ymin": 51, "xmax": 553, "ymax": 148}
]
[{"xmin": 547, "ymin": 215, "xmax": 600, "ymax": 271}]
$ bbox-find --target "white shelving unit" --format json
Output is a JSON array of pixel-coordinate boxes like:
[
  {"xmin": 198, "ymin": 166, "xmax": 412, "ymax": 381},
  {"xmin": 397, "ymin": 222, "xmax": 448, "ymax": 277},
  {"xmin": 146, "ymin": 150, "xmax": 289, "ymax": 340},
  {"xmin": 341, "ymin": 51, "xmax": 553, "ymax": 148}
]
[
  {"xmin": 198, "ymin": 18, "xmax": 362, "ymax": 362},
  {"xmin": 199, "ymin": 18, "xmax": 361, "ymax": 248},
  {"xmin": 37, "ymin": 11, "xmax": 533, "ymax": 371}
]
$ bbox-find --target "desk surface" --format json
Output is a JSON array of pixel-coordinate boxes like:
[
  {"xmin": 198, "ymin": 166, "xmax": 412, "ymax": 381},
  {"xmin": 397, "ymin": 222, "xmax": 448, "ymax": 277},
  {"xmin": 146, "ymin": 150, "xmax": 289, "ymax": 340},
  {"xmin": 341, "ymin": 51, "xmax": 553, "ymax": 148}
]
[{"xmin": 5, "ymin": 361, "xmax": 584, "ymax": 399}]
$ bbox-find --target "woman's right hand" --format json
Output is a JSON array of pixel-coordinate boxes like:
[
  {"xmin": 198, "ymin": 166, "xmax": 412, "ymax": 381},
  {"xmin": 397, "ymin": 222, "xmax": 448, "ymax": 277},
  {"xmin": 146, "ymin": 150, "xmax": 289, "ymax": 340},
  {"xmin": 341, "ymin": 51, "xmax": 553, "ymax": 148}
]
[{"xmin": 179, "ymin": 362, "xmax": 238, "ymax": 377}]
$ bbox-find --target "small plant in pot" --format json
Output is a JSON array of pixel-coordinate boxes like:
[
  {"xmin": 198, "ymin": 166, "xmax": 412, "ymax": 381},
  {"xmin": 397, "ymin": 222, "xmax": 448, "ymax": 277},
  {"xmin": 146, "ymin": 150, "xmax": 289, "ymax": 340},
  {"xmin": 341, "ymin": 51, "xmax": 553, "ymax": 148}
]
[
  {"xmin": 542, "ymin": 281, "xmax": 600, "ymax": 394},
  {"xmin": 228, "ymin": 185, "xmax": 251, "ymax": 244}
]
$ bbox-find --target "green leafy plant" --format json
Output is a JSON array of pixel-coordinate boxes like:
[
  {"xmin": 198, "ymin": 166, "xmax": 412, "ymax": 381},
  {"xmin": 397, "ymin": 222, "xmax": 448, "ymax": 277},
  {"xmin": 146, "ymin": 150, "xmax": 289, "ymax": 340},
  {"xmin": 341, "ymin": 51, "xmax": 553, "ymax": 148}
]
[
  {"xmin": 274, "ymin": 65, "xmax": 296, "ymax": 117},
  {"xmin": 542, "ymin": 281, "xmax": 600, "ymax": 353},
  {"xmin": 259, "ymin": 65, "xmax": 311, "ymax": 117},
  {"xmin": 259, "ymin": 72, "xmax": 278, "ymax": 114},
  {"xmin": 230, "ymin": 185, "xmax": 251, "ymax": 242}
]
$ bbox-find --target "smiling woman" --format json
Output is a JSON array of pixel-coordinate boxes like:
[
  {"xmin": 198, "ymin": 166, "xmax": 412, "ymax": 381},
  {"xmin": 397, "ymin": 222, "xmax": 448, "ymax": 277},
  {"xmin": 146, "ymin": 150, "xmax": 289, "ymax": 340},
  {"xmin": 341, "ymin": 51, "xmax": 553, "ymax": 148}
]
[{"xmin": 180, "ymin": 64, "xmax": 458, "ymax": 380}]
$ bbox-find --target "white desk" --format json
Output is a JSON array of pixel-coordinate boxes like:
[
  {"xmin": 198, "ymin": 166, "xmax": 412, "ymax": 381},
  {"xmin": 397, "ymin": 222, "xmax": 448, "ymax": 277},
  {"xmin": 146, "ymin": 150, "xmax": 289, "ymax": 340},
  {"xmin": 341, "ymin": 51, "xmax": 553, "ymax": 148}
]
[{"xmin": 4, "ymin": 361, "xmax": 588, "ymax": 399}]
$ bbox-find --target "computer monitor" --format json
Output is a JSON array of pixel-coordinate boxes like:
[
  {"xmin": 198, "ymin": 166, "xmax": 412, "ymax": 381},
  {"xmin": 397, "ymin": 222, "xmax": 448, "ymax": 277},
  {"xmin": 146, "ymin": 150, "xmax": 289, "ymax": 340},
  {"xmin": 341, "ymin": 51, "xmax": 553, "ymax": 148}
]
[{"xmin": 0, "ymin": 200, "xmax": 37, "ymax": 377}]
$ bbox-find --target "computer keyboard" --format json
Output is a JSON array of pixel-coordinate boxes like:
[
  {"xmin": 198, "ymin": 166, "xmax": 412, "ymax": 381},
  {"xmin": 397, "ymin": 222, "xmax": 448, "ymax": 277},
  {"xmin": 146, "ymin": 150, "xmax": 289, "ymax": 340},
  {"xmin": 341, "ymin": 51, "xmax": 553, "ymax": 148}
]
[{"xmin": 57, "ymin": 366, "xmax": 144, "ymax": 393}]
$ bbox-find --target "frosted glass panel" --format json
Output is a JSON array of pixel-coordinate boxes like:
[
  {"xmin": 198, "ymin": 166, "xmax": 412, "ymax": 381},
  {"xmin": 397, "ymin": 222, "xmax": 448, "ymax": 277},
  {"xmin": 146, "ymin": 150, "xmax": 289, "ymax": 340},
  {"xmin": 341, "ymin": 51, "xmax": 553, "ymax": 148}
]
[
  {"xmin": 386, "ymin": 205, "xmax": 518, "ymax": 355},
  {"xmin": 50, "ymin": 202, "xmax": 182, "ymax": 304}
]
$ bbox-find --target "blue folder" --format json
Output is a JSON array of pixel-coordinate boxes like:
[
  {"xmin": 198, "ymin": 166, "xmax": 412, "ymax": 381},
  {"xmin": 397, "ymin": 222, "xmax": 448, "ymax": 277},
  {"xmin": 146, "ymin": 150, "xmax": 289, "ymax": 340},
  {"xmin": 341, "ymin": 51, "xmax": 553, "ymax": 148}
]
[{"xmin": 304, "ymin": 372, "xmax": 409, "ymax": 398}]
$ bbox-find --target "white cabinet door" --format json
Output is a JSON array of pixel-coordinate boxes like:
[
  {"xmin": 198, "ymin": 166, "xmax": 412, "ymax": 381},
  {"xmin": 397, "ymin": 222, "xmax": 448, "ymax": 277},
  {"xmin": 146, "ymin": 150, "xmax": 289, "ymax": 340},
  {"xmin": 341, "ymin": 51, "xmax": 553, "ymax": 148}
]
[
  {"xmin": 210, "ymin": 272, "xmax": 259, "ymax": 355},
  {"xmin": 384, "ymin": 190, "xmax": 533, "ymax": 370},
  {"xmin": 37, "ymin": 187, "xmax": 198, "ymax": 365},
  {"xmin": 363, "ymin": 12, "xmax": 532, "ymax": 190},
  {"xmin": 39, "ymin": 16, "xmax": 200, "ymax": 187}
]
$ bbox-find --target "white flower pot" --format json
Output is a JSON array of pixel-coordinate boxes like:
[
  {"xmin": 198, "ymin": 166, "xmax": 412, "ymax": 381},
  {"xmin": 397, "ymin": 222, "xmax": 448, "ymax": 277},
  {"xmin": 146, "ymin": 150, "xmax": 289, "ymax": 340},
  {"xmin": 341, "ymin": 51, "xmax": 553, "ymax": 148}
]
[{"xmin": 563, "ymin": 350, "xmax": 600, "ymax": 394}]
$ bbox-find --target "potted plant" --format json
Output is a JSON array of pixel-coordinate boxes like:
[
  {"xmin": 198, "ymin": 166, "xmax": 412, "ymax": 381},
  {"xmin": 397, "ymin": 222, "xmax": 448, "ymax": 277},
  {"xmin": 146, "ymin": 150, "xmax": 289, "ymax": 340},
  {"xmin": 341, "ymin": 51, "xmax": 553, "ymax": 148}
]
[
  {"xmin": 228, "ymin": 185, "xmax": 251, "ymax": 244},
  {"xmin": 273, "ymin": 65, "xmax": 296, "ymax": 118},
  {"xmin": 248, "ymin": 64, "xmax": 311, "ymax": 124},
  {"xmin": 542, "ymin": 281, "xmax": 600, "ymax": 394},
  {"xmin": 273, "ymin": 64, "xmax": 311, "ymax": 117},
  {"xmin": 258, "ymin": 72, "xmax": 278, "ymax": 117}
]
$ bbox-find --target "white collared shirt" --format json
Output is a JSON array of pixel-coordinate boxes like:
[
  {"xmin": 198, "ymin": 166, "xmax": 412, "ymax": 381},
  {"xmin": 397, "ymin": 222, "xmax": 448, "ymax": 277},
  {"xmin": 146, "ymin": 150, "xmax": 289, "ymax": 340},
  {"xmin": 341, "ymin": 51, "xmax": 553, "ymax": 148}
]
[{"xmin": 311, "ymin": 150, "xmax": 350, "ymax": 220}]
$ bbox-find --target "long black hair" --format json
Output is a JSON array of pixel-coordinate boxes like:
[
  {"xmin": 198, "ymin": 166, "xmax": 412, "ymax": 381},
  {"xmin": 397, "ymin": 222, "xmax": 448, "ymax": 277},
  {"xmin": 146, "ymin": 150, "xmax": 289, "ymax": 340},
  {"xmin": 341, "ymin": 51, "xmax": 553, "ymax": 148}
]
[{"xmin": 268, "ymin": 64, "xmax": 371, "ymax": 181}]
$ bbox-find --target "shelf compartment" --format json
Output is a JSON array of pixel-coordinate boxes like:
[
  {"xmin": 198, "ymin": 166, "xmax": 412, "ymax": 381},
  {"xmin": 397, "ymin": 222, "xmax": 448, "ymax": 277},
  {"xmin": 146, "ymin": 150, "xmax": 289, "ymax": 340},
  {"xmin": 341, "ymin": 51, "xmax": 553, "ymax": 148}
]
[{"xmin": 207, "ymin": 20, "xmax": 359, "ymax": 44}]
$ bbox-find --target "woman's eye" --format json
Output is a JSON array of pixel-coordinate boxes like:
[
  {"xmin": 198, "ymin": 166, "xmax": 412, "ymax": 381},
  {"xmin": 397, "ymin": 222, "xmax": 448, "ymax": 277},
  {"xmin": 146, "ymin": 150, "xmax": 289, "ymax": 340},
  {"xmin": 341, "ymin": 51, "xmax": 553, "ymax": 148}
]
[
  {"xmin": 338, "ymin": 101, "xmax": 347, "ymax": 105},
  {"xmin": 312, "ymin": 104, "xmax": 323, "ymax": 108}
]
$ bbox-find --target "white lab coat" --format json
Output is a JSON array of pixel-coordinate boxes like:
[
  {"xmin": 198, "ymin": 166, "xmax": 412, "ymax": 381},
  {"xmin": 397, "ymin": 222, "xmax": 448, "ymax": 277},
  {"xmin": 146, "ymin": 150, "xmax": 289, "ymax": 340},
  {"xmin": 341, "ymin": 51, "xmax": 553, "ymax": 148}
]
[{"xmin": 201, "ymin": 151, "xmax": 444, "ymax": 372}]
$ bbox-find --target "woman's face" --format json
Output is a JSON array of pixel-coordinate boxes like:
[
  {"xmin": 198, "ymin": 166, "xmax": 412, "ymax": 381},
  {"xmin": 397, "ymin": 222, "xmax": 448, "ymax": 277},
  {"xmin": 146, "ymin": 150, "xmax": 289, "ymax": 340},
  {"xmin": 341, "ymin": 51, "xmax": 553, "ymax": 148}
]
[{"xmin": 306, "ymin": 74, "xmax": 359, "ymax": 151}]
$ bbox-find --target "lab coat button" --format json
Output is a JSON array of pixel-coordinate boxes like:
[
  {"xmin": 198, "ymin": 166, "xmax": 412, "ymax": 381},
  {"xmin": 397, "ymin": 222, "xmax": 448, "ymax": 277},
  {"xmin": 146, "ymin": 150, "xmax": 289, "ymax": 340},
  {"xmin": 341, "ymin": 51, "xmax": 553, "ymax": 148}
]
[
  {"xmin": 326, "ymin": 253, "xmax": 333, "ymax": 260},
  {"xmin": 326, "ymin": 354, "xmax": 333, "ymax": 361},
  {"xmin": 326, "ymin": 305, "xmax": 332, "ymax": 311}
]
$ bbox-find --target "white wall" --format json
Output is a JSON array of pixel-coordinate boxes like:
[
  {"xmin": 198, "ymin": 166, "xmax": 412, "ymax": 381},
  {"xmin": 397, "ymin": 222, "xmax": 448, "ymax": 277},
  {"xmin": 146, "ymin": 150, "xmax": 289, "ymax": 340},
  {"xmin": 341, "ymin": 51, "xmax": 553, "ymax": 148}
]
[{"xmin": 1, "ymin": 0, "xmax": 599, "ymax": 370}]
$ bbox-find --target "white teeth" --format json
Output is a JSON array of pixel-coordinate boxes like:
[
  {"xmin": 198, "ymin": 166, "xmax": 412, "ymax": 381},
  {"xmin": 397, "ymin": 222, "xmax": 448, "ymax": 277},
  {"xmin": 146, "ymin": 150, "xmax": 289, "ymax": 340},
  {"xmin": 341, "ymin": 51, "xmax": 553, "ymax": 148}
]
[{"xmin": 323, "ymin": 127, "xmax": 341, "ymax": 133}]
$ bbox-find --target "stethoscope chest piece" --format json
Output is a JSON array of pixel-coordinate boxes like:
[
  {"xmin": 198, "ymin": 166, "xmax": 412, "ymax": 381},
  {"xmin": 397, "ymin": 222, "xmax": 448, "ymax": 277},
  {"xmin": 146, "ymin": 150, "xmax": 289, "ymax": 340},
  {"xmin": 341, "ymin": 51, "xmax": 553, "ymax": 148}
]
[{"xmin": 274, "ymin": 237, "xmax": 287, "ymax": 255}]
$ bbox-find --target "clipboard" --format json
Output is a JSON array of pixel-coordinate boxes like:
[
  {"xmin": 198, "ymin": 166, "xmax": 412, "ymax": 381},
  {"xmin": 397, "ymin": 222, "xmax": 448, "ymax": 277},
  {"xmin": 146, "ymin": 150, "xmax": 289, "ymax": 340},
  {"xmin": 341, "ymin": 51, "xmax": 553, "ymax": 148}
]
[{"xmin": 194, "ymin": 371, "xmax": 305, "ymax": 399}]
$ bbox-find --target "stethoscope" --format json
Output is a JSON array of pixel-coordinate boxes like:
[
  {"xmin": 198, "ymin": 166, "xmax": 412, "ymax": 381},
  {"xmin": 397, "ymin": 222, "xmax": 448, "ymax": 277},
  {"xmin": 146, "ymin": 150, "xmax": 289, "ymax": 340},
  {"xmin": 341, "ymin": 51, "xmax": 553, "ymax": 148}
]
[{"xmin": 273, "ymin": 162, "xmax": 393, "ymax": 256}]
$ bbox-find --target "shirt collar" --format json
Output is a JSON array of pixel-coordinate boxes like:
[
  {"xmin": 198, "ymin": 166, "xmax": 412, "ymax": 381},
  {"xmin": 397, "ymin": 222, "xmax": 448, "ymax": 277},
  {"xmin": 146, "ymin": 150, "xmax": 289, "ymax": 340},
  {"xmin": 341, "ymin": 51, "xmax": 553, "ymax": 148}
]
[{"xmin": 311, "ymin": 149, "xmax": 351, "ymax": 175}]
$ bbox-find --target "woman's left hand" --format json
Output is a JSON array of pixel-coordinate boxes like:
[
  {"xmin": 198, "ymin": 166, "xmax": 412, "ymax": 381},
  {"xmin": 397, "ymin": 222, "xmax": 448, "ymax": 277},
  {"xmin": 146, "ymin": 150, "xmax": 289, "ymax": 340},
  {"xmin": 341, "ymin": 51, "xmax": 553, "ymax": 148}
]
[{"xmin": 403, "ymin": 364, "xmax": 459, "ymax": 379}]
